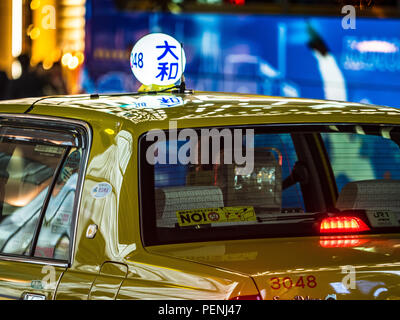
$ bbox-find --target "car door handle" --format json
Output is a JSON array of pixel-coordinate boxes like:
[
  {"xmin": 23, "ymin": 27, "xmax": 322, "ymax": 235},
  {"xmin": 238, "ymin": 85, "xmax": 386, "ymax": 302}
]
[{"xmin": 22, "ymin": 293, "xmax": 46, "ymax": 300}]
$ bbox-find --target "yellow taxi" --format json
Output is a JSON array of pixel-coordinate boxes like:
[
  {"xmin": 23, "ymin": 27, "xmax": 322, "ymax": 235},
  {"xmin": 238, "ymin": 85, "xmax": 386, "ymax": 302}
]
[{"xmin": 1, "ymin": 90, "xmax": 400, "ymax": 300}]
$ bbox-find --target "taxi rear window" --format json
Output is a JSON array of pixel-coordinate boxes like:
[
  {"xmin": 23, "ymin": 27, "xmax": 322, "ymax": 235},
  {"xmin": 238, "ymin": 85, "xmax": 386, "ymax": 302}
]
[{"xmin": 139, "ymin": 124, "xmax": 400, "ymax": 246}]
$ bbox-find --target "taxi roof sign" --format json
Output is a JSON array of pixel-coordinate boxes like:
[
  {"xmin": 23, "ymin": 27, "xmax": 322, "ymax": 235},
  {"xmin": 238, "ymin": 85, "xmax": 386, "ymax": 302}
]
[{"xmin": 130, "ymin": 33, "xmax": 186, "ymax": 86}]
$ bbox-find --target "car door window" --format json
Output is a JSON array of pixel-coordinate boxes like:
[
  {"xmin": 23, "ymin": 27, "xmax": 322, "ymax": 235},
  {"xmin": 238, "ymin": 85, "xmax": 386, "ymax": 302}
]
[
  {"xmin": 0, "ymin": 124, "xmax": 86, "ymax": 261},
  {"xmin": 34, "ymin": 148, "xmax": 81, "ymax": 260},
  {"xmin": 0, "ymin": 141, "xmax": 67, "ymax": 255}
]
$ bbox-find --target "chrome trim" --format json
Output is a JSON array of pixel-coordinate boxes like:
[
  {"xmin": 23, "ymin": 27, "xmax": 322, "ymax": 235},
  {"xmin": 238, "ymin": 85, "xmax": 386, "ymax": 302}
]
[
  {"xmin": 0, "ymin": 113, "xmax": 92, "ymax": 268},
  {"xmin": 0, "ymin": 293, "xmax": 17, "ymax": 300},
  {"xmin": 67, "ymin": 122, "xmax": 92, "ymax": 268},
  {"xmin": 0, "ymin": 113, "xmax": 89, "ymax": 148},
  {"xmin": 0, "ymin": 254, "xmax": 68, "ymax": 268},
  {"xmin": 51, "ymin": 269, "xmax": 66, "ymax": 300}
]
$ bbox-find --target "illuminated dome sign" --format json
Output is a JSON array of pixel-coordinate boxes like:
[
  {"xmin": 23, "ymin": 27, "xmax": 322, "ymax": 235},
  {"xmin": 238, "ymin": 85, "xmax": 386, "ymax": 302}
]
[{"xmin": 130, "ymin": 33, "xmax": 186, "ymax": 86}]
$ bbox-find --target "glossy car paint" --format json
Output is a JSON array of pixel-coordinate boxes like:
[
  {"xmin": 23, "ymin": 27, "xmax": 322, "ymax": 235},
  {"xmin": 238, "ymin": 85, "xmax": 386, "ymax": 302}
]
[{"xmin": 1, "ymin": 92, "xmax": 400, "ymax": 300}]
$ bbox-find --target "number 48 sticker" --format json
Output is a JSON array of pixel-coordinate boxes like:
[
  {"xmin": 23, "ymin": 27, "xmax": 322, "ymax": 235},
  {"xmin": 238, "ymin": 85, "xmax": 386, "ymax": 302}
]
[{"xmin": 132, "ymin": 52, "xmax": 144, "ymax": 68}]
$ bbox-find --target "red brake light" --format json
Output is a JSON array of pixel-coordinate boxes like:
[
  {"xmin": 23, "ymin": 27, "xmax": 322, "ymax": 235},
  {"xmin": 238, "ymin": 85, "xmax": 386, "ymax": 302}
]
[
  {"xmin": 230, "ymin": 294, "xmax": 262, "ymax": 300},
  {"xmin": 320, "ymin": 216, "xmax": 370, "ymax": 234}
]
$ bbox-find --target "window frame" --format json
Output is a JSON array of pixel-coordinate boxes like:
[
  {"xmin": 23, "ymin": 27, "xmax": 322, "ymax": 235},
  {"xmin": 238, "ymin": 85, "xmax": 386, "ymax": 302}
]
[
  {"xmin": 0, "ymin": 114, "xmax": 91, "ymax": 267},
  {"xmin": 138, "ymin": 122, "xmax": 400, "ymax": 247}
]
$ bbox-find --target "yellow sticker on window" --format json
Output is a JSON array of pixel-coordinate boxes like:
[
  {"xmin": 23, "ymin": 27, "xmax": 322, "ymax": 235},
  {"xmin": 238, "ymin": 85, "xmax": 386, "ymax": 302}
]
[{"xmin": 176, "ymin": 206, "xmax": 256, "ymax": 227}]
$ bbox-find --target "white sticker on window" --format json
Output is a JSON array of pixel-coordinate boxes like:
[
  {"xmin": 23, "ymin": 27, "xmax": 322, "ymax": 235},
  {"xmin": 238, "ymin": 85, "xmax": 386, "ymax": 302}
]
[
  {"xmin": 366, "ymin": 210, "xmax": 400, "ymax": 228},
  {"xmin": 91, "ymin": 182, "xmax": 112, "ymax": 199}
]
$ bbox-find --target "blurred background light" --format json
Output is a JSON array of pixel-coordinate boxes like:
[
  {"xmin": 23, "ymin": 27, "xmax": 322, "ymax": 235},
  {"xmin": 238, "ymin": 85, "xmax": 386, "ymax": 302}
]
[
  {"xmin": 11, "ymin": 0, "xmax": 22, "ymax": 58},
  {"xmin": 353, "ymin": 40, "xmax": 399, "ymax": 53},
  {"xmin": 30, "ymin": 0, "xmax": 41, "ymax": 10},
  {"xmin": 67, "ymin": 56, "xmax": 79, "ymax": 70},
  {"xmin": 0, "ymin": 0, "xmax": 400, "ymax": 100},
  {"xmin": 42, "ymin": 59, "xmax": 54, "ymax": 70},
  {"xmin": 75, "ymin": 51, "xmax": 85, "ymax": 64},
  {"xmin": 61, "ymin": 52, "xmax": 73, "ymax": 66},
  {"xmin": 11, "ymin": 60, "xmax": 22, "ymax": 79},
  {"xmin": 29, "ymin": 27, "xmax": 41, "ymax": 40}
]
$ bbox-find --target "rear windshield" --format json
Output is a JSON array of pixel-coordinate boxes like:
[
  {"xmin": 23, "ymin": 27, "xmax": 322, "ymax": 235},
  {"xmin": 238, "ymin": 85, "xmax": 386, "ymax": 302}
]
[{"xmin": 139, "ymin": 124, "xmax": 400, "ymax": 246}]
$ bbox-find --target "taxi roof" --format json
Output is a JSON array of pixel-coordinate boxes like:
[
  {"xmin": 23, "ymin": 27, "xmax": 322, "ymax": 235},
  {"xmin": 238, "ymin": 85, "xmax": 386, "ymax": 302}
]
[{"xmin": 2, "ymin": 92, "xmax": 400, "ymax": 135}]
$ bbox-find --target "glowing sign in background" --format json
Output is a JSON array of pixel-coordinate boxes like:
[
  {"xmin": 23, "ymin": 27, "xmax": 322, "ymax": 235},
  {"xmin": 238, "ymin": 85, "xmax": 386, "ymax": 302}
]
[{"xmin": 84, "ymin": 0, "xmax": 400, "ymax": 108}]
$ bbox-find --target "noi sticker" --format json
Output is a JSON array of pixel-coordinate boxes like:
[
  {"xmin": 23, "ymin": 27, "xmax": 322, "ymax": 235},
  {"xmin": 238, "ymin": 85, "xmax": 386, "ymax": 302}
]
[{"xmin": 91, "ymin": 182, "xmax": 112, "ymax": 199}]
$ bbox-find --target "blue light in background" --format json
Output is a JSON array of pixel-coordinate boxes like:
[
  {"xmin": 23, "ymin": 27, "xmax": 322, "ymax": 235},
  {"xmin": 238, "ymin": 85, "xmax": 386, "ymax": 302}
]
[{"xmin": 83, "ymin": 0, "xmax": 400, "ymax": 108}]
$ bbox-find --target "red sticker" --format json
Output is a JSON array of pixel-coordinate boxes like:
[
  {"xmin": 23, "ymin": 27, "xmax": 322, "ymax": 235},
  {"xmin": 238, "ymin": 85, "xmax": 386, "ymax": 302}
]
[{"xmin": 208, "ymin": 212, "xmax": 220, "ymax": 221}]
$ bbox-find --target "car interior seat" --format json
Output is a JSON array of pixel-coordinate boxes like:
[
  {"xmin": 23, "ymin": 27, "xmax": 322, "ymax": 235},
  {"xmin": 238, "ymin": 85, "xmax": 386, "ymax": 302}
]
[
  {"xmin": 155, "ymin": 185, "xmax": 224, "ymax": 228},
  {"xmin": 336, "ymin": 179, "xmax": 400, "ymax": 212}
]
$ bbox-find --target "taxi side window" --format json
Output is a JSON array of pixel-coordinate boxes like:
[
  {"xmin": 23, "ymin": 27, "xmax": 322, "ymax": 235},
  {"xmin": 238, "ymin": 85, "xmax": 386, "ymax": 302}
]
[
  {"xmin": 34, "ymin": 148, "xmax": 81, "ymax": 260},
  {"xmin": 0, "ymin": 142, "xmax": 66, "ymax": 256},
  {"xmin": 0, "ymin": 126, "xmax": 85, "ymax": 261}
]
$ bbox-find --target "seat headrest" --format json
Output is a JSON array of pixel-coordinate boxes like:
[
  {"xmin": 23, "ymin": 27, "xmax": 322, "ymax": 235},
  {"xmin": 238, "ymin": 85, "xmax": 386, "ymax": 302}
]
[
  {"xmin": 336, "ymin": 179, "xmax": 400, "ymax": 211},
  {"xmin": 155, "ymin": 186, "xmax": 224, "ymax": 227},
  {"xmin": 226, "ymin": 149, "xmax": 282, "ymax": 212}
]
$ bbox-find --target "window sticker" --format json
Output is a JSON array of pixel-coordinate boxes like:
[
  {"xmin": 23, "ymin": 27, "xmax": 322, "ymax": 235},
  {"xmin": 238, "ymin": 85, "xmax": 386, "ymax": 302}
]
[
  {"xmin": 366, "ymin": 210, "xmax": 400, "ymax": 228},
  {"xmin": 176, "ymin": 206, "xmax": 256, "ymax": 227},
  {"xmin": 90, "ymin": 182, "xmax": 112, "ymax": 199}
]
